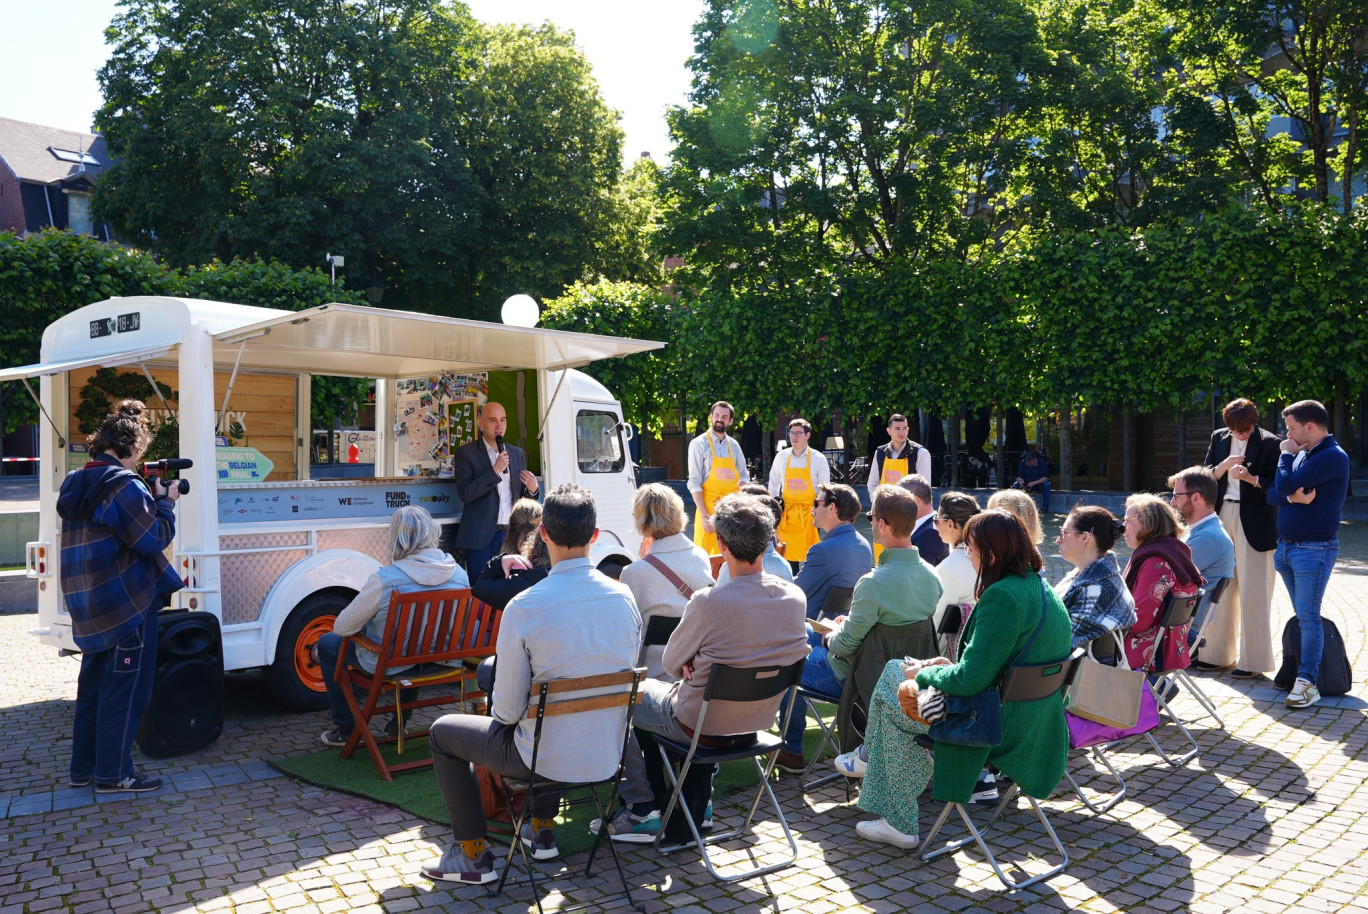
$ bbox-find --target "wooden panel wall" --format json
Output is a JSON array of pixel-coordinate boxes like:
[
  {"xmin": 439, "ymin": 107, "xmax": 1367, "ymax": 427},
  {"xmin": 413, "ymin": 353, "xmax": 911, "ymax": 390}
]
[{"xmin": 68, "ymin": 366, "xmax": 298, "ymax": 481}]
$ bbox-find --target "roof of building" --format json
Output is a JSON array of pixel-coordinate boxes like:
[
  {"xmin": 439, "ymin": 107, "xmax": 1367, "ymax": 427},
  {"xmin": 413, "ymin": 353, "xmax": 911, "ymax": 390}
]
[{"xmin": 0, "ymin": 116, "xmax": 114, "ymax": 185}]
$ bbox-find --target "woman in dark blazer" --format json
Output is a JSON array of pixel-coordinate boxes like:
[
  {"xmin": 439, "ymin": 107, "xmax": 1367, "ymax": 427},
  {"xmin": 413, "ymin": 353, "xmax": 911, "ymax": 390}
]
[{"xmin": 1203, "ymin": 398, "xmax": 1280, "ymax": 676}]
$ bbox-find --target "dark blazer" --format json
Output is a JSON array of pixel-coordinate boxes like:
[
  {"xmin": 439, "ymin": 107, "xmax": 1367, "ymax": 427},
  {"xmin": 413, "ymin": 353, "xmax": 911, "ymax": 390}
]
[
  {"xmin": 910, "ymin": 517, "xmax": 949, "ymax": 567},
  {"xmin": 1204, "ymin": 425, "xmax": 1280, "ymax": 552},
  {"xmin": 452, "ymin": 438, "xmax": 538, "ymax": 549},
  {"xmin": 793, "ymin": 523, "xmax": 873, "ymax": 619}
]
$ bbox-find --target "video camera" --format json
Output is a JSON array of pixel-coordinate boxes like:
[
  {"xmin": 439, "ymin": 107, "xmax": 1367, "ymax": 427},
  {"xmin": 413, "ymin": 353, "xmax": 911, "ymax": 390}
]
[{"xmin": 139, "ymin": 458, "xmax": 192, "ymax": 495}]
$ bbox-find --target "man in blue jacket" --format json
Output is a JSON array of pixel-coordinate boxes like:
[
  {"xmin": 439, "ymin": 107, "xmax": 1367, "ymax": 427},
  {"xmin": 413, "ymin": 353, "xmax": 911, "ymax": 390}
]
[
  {"xmin": 57, "ymin": 400, "xmax": 183, "ymax": 794},
  {"xmin": 1267, "ymin": 400, "xmax": 1349, "ymax": 710},
  {"xmin": 793, "ymin": 483, "xmax": 873, "ymax": 620}
]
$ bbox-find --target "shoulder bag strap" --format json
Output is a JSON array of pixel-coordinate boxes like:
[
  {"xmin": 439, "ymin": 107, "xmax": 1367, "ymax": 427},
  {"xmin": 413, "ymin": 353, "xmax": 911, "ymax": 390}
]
[{"xmin": 643, "ymin": 554, "xmax": 695, "ymax": 599}]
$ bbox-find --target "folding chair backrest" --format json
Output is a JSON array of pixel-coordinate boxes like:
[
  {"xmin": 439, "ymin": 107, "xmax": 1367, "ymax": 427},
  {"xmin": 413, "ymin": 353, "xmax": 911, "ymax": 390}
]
[
  {"xmin": 702, "ymin": 661, "xmax": 805, "ymax": 703},
  {"xmin": 377, "ymin": 588, "xmax": 499, "ymax": 668},
  {"xmin": 818, "ymin": 585, "xmax": 854, "ymax": 619},
  {"xmin": 523, "ymin": 669, "xmax": 647, "ymax": 779},
  {"xmin": 836, "ymin": 617, "xmax": 938, "ymax": 752},
  {"xmin": 643, "ymin": 613, "xmax": 681, "ymax": 648},
  {"xmin": 1205, "ymin": 577, "xmax": 1231, "ymax": 606},
  {"xmin": 1158, "ymin": 588, "xmax": 1205, "ymax": 630},
  {"xmin": 1086, "ymin": 632, "xmax": 1121, "ymax": 665},
  {"xmin": 1000, "ymin": 648, "xmax": 1085, "ymax": 703}
]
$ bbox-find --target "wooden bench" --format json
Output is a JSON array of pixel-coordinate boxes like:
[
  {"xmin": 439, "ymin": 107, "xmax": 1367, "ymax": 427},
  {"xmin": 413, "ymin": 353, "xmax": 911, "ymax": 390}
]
[{"xmin": 335, "ymin": 587, "xmax": 500, "ymax": 781}]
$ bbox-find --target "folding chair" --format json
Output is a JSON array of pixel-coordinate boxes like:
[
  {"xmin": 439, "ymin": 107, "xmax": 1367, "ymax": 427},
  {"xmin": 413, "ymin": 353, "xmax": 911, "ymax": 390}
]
[
  {"xmin": 816, "ymin": 584, "xmax": 854, "ymax": 621},
  {"xmin": 709, "ymin": 555, "xmax": 725, "ymax": 580},
  {"xmin": 652, "ymin": 659, "xmax": 806, "ymax": 883},
  {"xmin": 1138, "ymin": 588, "xmax": 1205, "ymax": 767},
  {"xmin": 919, "ymin": 648, "xmax": 1085, "ymax": 891},
  {"xmin": 337, "ymin": 588, "xmax": 499, "ymax": 781},
  {"xmin": 1171, "ymin": 577, "xmax": 1232, "ymax": 728},
  {"xmin": 490, "ymin": 668, "xmax": 648, "ymax": 914},
  {"xmin": 1062, "ymin": 633, "xmax": 1152, "ymax": 815},
  {"xmin": 797, "ymin": 617, "xmax": 938, "ymax": 794}
]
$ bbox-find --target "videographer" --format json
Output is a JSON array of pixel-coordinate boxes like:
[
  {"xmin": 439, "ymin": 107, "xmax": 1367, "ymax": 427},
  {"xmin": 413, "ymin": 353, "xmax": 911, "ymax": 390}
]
[{"xmin": 57, "ymin": 399, "xmax": 184, "ymax": 794}]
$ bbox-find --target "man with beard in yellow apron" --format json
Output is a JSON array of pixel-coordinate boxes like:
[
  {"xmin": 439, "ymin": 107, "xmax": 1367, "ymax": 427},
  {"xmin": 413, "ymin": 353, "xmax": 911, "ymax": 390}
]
[
  {"xmin": 768, "ymin": 418, "xmax": 829, "ymax": 572},
  {"xmin": 688, "ymin": 401, "xmax": 749, "ymax": 555},
  {"xmin": 867, "ymin": 413, "xmax": 932, "ymax": 563}
]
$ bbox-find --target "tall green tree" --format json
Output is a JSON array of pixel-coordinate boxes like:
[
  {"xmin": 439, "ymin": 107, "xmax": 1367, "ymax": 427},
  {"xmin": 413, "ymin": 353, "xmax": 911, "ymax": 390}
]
[
  {"xmin": 1161, "ymin": 0, "xmax": 1368, "ymax": 211},
  {"xmin": 95, "ymin": 1, "xmax": 625, "ymax": 318}
]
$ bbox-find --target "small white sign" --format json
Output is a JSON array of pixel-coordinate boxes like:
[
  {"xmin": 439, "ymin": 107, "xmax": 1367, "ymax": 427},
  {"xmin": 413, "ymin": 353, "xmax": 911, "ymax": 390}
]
[{"xmin": 216, "ymin": 446, "xmax": 275, "ymax": 482}]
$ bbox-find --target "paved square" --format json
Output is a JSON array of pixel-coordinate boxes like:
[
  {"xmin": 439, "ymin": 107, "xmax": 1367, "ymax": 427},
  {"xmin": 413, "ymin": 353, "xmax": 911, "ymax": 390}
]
[{"xmin": 3, "ymin": 516, "xmax": 1367, "ymax": 912}]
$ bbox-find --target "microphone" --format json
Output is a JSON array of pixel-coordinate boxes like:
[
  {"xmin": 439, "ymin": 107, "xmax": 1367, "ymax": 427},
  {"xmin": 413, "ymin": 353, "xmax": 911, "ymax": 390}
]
[
  {"xmin": 495, "ymin": 435, "xmax": 505, "ymax": 453},
  {"xmin": 142, "ymin": 458, "xmax": 193, "ymax": 472}
]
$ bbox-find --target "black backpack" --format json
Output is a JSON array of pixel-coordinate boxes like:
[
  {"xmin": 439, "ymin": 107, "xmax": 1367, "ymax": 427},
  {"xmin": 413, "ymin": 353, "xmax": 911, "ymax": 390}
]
[{"xmin": 1274, "ymin": 617, "xmax": 1353, "ymax": 696}]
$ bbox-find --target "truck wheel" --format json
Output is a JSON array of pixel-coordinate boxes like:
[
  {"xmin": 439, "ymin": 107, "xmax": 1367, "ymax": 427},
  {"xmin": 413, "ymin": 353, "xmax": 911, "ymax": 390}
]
[
  {"xmin": 266, "ymin": 590, "xmax": 351, "ymax": 711},
  {"xmin": 597, "ymin": 557, "xmax": 629, "ymax": 580}
]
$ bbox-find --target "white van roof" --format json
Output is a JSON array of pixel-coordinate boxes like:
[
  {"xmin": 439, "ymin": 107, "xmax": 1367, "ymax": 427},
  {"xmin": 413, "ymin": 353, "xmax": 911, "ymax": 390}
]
[{"xmin": 0, "ymin": 297, "xmax": 663, "ymax": 382}]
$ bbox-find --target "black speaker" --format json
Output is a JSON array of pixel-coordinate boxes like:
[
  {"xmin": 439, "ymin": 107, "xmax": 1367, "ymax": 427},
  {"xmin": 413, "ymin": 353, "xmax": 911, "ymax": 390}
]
[{"xmin": 136, "ymin": 609, "xmax": 225, "ymax": 758}]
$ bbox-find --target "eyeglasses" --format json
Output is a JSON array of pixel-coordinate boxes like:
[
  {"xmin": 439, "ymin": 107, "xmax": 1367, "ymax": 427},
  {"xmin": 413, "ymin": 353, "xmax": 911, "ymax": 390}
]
[
  {"xmin": 813, "ymin": 500, "xmax": 827, "ymax": 509},
  {"xmin": 870, "ymin": 513, "xmax": 883, "ymax": 523},
  {"xmin": 788, "ymin": 429, "xmax": 808, "ymax": 436},
  {"xmin": 1169, "ymin": 491, "xmax": 1194, "ymax": 501},
  {"xmin": 936, "ymin": 512, "xmax": 953, "ymax": 522},
  {"xmin": 1057, "ymin": 528, "xmax": 1082, "ymax": 538}
]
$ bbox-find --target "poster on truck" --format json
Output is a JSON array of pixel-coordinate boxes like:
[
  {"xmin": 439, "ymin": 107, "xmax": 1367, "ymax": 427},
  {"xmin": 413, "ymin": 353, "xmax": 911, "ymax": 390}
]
[{"xmin": 391, "ymin": 370, "xmax": 539, "ymax": 477}]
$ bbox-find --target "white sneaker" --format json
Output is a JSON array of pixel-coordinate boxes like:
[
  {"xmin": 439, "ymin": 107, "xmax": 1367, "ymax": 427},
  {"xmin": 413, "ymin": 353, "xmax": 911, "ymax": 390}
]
[
  {"xmin": 855, "ymin": 818, "xmax": 919, "ymax": 850},
  {"xmin": 834, "ymin": 747, "xmax": 867, "ymax": 778},
  {"xmin": 1285, "ymin": 677, "xmax": 1321, "ymax": 709}
]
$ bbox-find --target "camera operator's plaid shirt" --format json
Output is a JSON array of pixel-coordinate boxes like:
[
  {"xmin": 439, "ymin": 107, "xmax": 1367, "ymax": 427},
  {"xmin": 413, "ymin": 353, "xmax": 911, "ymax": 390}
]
[{"xmin": 56, "ymin": 454, "xmax": 183, "ymax": 651}]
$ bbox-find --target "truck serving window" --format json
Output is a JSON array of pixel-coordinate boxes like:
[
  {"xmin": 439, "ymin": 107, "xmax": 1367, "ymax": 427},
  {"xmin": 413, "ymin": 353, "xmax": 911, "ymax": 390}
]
[{"xmin": 576, "ymin": 410, "xmax": 625, "ymax": 473}]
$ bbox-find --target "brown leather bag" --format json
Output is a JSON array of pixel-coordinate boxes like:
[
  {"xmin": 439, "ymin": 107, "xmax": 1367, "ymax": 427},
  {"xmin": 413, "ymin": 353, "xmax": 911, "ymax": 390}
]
[{"xmin": 475, "ymin": 765, "xmax": 511, "ymax": 823}]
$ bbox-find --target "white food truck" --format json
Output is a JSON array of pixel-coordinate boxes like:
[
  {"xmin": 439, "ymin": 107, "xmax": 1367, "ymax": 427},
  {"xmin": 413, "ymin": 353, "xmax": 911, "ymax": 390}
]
[{"xmin": 7, "ymin": 296, "xmax": 662, "ymax": 709}]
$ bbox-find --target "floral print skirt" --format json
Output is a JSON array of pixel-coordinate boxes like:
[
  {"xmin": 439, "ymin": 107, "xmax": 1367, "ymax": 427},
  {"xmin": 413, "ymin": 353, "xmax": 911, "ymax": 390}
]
[{"xmin": 857, "ymin": 659, "xmax": 933, "ymax": 838}]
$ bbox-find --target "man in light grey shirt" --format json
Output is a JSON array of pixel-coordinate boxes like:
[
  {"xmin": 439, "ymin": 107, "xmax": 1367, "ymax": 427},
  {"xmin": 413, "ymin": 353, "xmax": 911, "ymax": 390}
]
[{"xmin": 423, "ymin": 485, "xmax": 641, "ymax": 886}]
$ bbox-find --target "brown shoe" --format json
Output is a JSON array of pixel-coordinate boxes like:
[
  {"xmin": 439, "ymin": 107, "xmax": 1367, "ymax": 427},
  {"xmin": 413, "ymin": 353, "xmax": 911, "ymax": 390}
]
[
  {"xmin": 1230, "ymin": 669, "xmax": 1261, "ymax": 680},
  {"xmin": 773, "ymin": 750, "xmax": 807, "ymax": 774}
]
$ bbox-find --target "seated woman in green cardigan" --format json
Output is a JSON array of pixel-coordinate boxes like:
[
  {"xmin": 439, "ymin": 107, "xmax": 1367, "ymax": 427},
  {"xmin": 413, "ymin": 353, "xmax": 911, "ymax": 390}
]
[{"xmin": 834, "ymin": 509, "xmax": 1073, "ymax": 850}]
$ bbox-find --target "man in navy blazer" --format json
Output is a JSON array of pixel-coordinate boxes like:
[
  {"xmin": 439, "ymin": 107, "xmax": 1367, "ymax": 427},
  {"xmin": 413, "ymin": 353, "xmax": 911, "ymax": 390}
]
[
  {"xmin": 897, "ymin": 474, "xmax": 949, "ymax": 567},
  {"xmin": 453, "ymin": 402, "xmax": 540, "ymax": 580},
  {"xmin": 1203, "ymin": 398, "xmax": 1280, "ymax": 677},
  {"xmin": 794, "ymin": 483, "xmax": 873, "ymax": 619}
]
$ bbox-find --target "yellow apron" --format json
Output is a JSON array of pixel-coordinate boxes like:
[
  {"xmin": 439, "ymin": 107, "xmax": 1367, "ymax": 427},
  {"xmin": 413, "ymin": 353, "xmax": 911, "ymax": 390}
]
[
  {"xmin": 694, "ymin": 435, "xmax": 739, "ymax": 556},
  {"xmin": 775, "ymin": 451, "xmax": 820, "ymax": 563},
  {"xmin": 872, "ymin": 450, "xmax": 909, "ymax": 563}
]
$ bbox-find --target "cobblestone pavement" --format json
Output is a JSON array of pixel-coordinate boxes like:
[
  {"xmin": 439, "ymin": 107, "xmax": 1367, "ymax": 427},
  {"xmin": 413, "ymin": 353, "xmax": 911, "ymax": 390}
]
[{"xmin": 3, "ymin": 518, "xmax": 1367, "ymax": 913}]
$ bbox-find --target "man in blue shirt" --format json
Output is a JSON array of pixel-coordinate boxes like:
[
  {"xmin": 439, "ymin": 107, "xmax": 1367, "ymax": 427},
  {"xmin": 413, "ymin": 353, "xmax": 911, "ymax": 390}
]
[
  {"xmin": 793, "ymin": 483, "xmax": 873, "ymax": 619},
  {"xmin": 1167, "ymin": 466, "xmax": 1235, "ymax": 669},
  {"xmin": 1267, "ymin": 400, "xmax": 1349, "ymax": 710}
]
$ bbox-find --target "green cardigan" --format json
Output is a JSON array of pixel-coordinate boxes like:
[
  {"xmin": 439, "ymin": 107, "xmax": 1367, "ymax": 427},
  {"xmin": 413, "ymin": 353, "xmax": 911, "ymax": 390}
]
[{"xmin": 916, "ymin": 572, "xmax": 1073, "ymax": 802}]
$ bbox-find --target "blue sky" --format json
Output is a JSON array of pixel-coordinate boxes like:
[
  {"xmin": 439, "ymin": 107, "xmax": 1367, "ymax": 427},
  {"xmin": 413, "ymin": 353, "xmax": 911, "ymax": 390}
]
[{"xmin": 0, "ymin": 0, "xmax": 703, "ymax": 163}]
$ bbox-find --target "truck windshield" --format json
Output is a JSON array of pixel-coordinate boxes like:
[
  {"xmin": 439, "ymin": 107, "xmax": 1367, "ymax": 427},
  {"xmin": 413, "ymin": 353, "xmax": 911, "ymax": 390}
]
[{"xmin": 576, "ymin": 410, "xmax": 625, "ymax": 473}]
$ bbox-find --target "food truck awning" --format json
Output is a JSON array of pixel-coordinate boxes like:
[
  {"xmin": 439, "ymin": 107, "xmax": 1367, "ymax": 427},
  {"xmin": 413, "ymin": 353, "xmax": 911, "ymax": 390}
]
[
  {"xmin": 212, "ymin": 303, "xmax": 664, "ymax": 376},
  {"xmin": 0, "ymin": 345, "xmax": 175, "ymax": 383}
]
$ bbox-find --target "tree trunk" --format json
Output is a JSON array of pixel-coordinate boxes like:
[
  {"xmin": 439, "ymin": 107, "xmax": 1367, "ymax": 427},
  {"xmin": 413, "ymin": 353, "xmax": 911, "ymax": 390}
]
[
  {"xmin": 1177, "ymin": 407, "xmax": 1187, "ymax": 469},
  {"xmin": 678, "ymin": 398, "xmax": 689, "ymax": 481},
  {"xmin": 995, "ymin": 404, "xmax": 1006, "ymax": 488},
  {"xmin": 949, "ymin": 409, "xmax": 960, "ymax": 487},
  {"xmin": 1122, "ymin": 408, "xmax": 1133, "ymax": 493},
  {"xmin": 1332, "ymin": 390, "xmax": 1348, "ymax": 442},
  {"xmin": 1060, "ymin": 404, "xmax": 1073, "ymax": 492}
]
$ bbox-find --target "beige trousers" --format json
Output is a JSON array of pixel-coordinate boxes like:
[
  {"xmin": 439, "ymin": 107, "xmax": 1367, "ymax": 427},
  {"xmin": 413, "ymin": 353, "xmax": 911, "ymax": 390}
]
[{"xmin": 1201, "ymin": 500, "xmax": 1276, "ymax": 671}]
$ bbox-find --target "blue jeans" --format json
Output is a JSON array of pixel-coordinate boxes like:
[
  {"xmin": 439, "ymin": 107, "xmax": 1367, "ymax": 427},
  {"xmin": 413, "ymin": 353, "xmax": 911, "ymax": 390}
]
[
  {"xmin": 462, "ymin": 525, "xmax": 504, "ymax": 583},
  {"xmin": 781, "ymin": 628, "xmax": 845, "ymax": 753},
  {"xmin": 1031, "ymin": 479, "xmax": 1052, "ymax": 513},
  {"xmin": 316, "ymin": 632, "xmax": 418, "ymax": 730},
  {"xmin": 71, "ymin": 608, "xmax": 160, "ymax": 784},
  {"xmin": 1275, "ymin": 538, "xmax": 1339, "ymax": 683}
]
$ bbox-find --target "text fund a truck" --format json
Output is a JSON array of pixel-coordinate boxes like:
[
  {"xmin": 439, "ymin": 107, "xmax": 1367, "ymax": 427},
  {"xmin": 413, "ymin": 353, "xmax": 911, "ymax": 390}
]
[{"xmin": 4, "ymin": 296, "xmax": 663, "ymax": 709}]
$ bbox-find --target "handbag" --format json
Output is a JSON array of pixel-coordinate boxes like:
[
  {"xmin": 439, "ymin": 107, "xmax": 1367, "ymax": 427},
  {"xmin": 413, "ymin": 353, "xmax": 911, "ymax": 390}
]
[
  {"xmin": 1064, "ymin": 635, "xmax": 1145, "ymax": 729},
  {"xmin": 1067, "ymin": 681, "xmax": 1161, "ymax": 749},
  {"xmin": 475, "ymin": 764, "xmax": 510, "ymax": 823},
  {"xmin": 927, "ymin": 579, "xmax": 1049, "ymax": 748}
]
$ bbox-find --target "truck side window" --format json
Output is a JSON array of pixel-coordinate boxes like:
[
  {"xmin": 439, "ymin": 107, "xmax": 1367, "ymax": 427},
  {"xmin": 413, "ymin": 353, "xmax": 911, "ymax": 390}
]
[{"xmin": 576, "ymin": 410, "xmax": 625, "ymax": 473}]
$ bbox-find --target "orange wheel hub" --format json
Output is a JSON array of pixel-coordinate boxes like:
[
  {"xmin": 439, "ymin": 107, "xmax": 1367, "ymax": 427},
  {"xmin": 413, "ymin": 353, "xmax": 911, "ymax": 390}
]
[{"xmin": 294, "ymin": 615, "xmax": 337, "ymax": 693}]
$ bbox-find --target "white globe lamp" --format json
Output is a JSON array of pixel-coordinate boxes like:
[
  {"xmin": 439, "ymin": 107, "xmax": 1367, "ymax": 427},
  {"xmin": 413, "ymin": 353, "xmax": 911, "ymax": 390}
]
[{"xmin": 501, "ymin": 294, "xmax": 540, "ymax": 328}]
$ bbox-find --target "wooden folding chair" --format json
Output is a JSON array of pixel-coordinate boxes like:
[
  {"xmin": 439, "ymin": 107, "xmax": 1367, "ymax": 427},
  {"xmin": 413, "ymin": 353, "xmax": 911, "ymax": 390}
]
[
  {"xmin": 489, "ymin": 668, "xmax": 648, "ymax": 914},
  {"xmin": 336, "ymin": 587, "xmax": 499, "ymax": 781}
]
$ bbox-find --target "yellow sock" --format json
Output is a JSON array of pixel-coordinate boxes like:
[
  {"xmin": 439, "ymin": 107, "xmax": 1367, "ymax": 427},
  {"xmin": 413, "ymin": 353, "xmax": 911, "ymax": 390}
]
[
  {"xmin": 531, "ymin": 817, "xmax": 555, "ymax": 832},
  {"xmin": 460, "ymin": 838, "xmax": 487, "ymax": 859}
]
